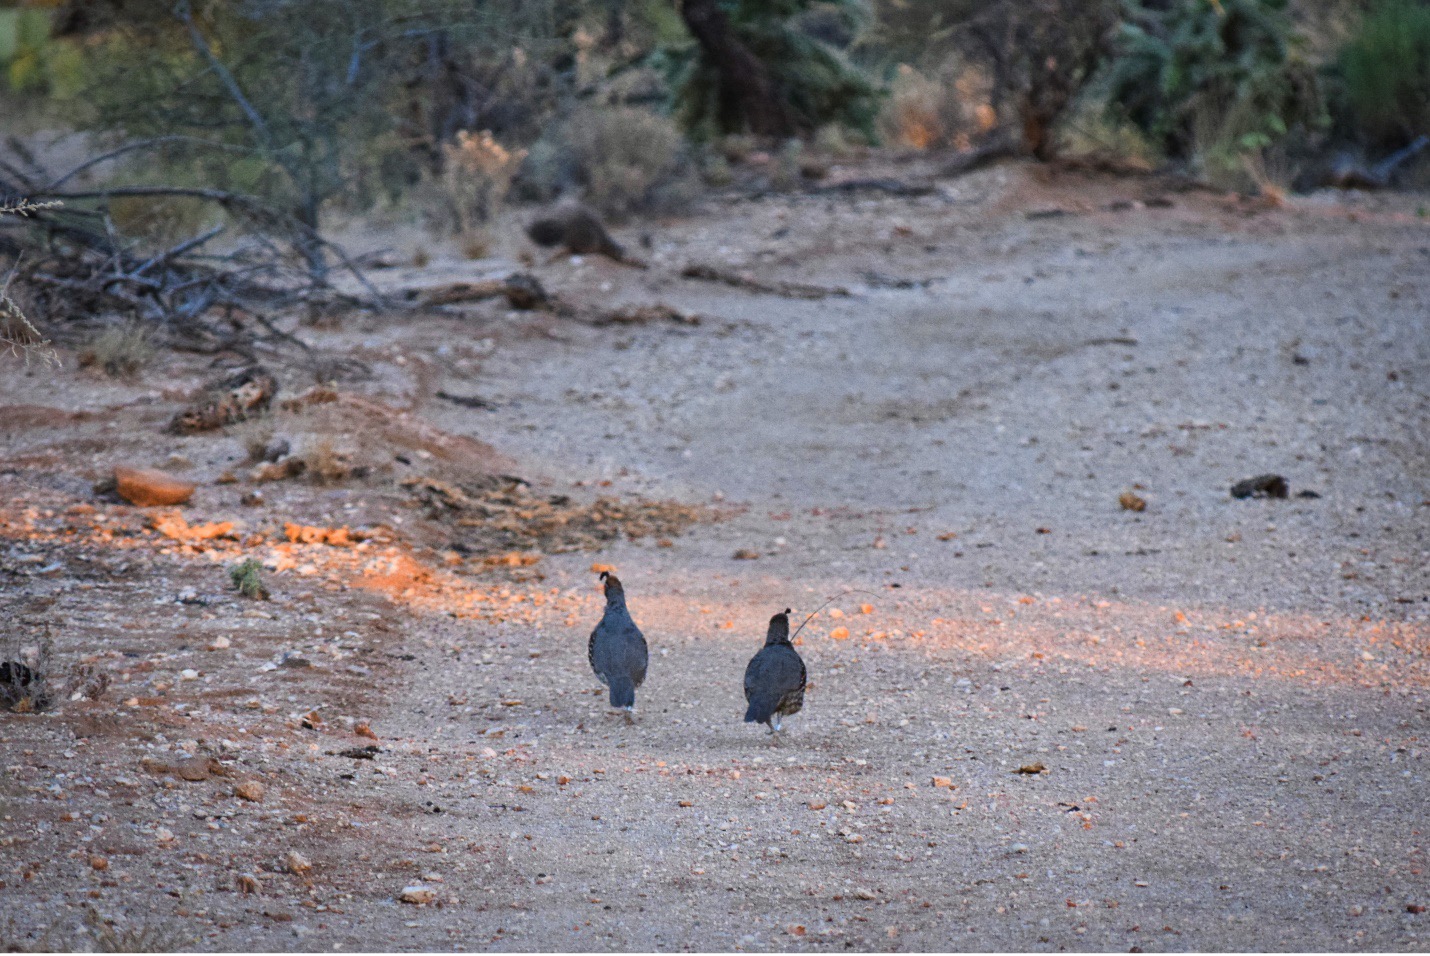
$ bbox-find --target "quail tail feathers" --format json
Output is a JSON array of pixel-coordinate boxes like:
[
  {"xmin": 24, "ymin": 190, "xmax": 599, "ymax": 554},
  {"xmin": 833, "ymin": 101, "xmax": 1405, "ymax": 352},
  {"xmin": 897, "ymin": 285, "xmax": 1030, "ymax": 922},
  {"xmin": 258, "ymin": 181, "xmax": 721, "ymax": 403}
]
[
  {"xmin": 743, "ymin": 610, "xmax": 806, "ymax": 728},
  {"xmin": 588, "ymin": 573, "xmax": 648, "ymax": 711}
]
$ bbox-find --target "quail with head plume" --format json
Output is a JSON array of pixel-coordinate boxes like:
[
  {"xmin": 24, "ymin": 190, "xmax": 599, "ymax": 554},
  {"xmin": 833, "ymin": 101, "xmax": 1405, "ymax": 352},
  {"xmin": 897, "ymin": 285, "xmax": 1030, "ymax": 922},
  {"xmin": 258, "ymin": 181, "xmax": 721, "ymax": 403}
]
[
  {"xmin": 744, "ymin": 608, "xmax": 806, "ymax": 735},
  {"xmin": 588, "ymin": 571, "xmax": 649, "ymax": 718},
  {"xmin": 526, "ymin": 202, "xmax": 630, "ymax": 263}
]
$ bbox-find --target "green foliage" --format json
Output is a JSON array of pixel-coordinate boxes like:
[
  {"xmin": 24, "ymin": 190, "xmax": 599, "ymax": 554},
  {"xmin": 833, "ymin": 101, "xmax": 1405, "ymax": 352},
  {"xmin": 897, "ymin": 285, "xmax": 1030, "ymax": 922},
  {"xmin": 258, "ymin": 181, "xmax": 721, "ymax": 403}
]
[
  {"xmin": 522, "ymin": 106, "xmax": 695, "ymax": 219},
  {"xmin": 1339, "ymin": 0, "xmax": 1430, "ymax": 147},
  {"xmin": 663, "ymin": 0, "xmax": 881, "ymax": 141},
  {"xmin": 65, "ymin": 0, "xmax": 567, "ymax": 260},
  {"xmin": 861, "ymin": 0, "xmax": 1117, "ymax": 159},
  {"xmin": 229, "ymin": 558, "xmax": 269, "ymax": 600},
  {"xmin": 1105, "ymin": 0, "xmax": 1325, "ymax": 161},
  {"xmin": 0, "ymin": 7, "xmax": 84, "ymax": 97}
]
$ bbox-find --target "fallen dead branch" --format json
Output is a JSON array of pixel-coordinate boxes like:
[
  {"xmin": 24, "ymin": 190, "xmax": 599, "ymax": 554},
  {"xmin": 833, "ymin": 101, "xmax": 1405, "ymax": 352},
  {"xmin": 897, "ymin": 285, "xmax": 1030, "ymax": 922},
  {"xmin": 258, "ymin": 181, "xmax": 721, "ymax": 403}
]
[
  {"xmin": 810, "ymin": 178, "xmax": 936, "ymax": 197},
  {"xmin": 402, "ymin": 272, "xmax": 551, "ymax": 310},
  {"xmin": 592, "ymin": 303, "xmax": 700, "ymax": 326},
  {"xmin": 936, "ymin": 132, "xmax": 1023, "ymax": 179},
  {"xmin": 0, "ymin": 149, "xmax": 389, "ymax": 367},
  {"xmin": 680, "ymin": 263, "xmax": 850, "ymax": 300},
  {"xmin": 399, "ymin": 273, "xmax": 697, "ymax": 326}
]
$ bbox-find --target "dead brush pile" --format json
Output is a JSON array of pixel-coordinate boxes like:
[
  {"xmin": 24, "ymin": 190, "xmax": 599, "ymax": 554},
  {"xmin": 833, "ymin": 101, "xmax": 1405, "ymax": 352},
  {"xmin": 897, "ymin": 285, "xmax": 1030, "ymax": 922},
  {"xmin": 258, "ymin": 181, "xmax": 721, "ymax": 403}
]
[{"xmin": 404, "ymin": 475, "xmax": 711, "ymax": 555}]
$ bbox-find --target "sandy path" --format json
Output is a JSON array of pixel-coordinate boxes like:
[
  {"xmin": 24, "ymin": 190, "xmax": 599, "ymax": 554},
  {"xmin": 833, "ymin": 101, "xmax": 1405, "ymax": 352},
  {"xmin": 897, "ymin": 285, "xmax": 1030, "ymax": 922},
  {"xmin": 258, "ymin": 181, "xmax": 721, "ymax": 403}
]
[{"xmin": 2, "ymin": 164, "xmax": 1426, "ymax": 951}]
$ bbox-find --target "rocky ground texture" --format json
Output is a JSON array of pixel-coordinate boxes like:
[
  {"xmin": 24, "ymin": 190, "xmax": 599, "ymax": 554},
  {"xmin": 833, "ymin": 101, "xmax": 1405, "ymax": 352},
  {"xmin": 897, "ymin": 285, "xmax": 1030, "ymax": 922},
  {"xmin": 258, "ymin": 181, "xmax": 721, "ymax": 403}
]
[{"xmin": 1, "ymin": 160, "xmax": 1427, "ymax": 951}]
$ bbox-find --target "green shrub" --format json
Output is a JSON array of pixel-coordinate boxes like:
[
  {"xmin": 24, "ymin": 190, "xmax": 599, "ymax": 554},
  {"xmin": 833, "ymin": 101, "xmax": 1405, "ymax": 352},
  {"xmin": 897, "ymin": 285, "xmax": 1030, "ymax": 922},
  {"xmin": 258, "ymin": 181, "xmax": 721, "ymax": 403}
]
[
  {"xmin": 1339, "ymin": 0, "xmax": 1430, "ymax": 147},
  {"xmin": 64, "ymin": 0, "xmax": 570, "ymax": 267},
  {"xmin": 229, "ymin": 559, "xmax": 269, "ymax": 600},
  {"xmin": 520, "ymin": 106, "xmax": 696, "ymax": 220},
  {"xmin": 1106, "ymin": 0, "xmax": 1325, "ymax": 163},
  {"xmin": 661, "ymin": 0, "xmax": 880, "ymax": 141}
]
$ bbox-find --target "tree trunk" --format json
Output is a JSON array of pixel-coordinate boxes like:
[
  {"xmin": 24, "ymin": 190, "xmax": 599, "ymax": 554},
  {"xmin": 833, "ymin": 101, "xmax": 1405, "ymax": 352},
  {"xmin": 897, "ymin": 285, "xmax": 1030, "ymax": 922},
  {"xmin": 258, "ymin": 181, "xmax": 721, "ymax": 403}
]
[{"xmin": 677, "ymin": 0, "xmax": 796, "ymax": 138}]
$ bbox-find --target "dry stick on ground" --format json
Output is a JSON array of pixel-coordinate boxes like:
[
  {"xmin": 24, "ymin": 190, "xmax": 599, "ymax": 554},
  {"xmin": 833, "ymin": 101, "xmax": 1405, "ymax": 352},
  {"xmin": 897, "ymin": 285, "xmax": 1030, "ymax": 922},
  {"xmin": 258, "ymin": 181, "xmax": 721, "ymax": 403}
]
[
  {"xmin": 809, "ymin": 178, "xmax": 937, "ymax": 197},
  {"xmin": 679, "ymin": 263, "xmax": 850, "ymax": 300},
  {"xmin": 402, "ymin": 273, "xmax": 698, "ymax": 326}
]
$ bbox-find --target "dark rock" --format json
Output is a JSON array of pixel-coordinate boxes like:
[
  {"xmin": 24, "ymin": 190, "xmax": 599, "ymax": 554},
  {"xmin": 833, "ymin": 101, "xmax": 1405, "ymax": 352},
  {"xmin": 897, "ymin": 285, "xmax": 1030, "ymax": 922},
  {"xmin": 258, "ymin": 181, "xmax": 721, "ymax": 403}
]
[{"xmin": 1231, "ymin": 474, "xmax": 1289, "ymax": 499}]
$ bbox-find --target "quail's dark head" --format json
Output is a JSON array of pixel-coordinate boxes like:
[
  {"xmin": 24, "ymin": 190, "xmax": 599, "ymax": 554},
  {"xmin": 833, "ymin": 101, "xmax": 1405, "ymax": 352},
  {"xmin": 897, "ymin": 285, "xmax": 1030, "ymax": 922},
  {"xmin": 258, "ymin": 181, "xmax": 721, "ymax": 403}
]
[
  {"xmin": 599, "ymin": 570, "xmax": 625, "ymax": 603},
  {"xmin": 765, "ymin": 608, "xmax": 792, "ymax": 645}
]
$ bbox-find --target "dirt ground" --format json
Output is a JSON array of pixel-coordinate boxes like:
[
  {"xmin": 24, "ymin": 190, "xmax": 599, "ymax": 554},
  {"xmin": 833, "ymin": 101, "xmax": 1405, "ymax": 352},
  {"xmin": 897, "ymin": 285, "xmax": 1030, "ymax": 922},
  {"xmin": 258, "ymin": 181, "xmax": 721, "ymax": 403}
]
[{"xmin": 1, "ymin": 159, "xmax": 1427, "ymax": 952}]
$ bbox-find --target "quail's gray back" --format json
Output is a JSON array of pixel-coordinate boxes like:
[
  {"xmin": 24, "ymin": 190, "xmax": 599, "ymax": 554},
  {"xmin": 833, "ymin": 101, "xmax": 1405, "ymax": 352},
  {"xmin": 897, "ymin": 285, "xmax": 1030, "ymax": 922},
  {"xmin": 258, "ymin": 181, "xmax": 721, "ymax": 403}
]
[
  {"xmin": 587, "ymin": 572, "xmax": 648, "ymax": 711},
  {"xmin": 743, "ymin": 609, "xmax": 806, "ymax": 731},
  {"xmin": 526, "ymin": 203, "xmax": 626, "ymax": 261}
]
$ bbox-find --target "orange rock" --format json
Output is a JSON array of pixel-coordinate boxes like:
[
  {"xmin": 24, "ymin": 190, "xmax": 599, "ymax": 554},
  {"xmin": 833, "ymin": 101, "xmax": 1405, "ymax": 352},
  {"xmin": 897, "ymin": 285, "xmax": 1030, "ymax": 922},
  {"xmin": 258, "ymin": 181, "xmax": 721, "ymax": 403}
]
[
  {"xmin": 113, "ymin": 466, "xmax": 195, "ymax": 507},
  {"xmin": 233, "ymin": 780, "xmax": 265, "ymax": 802},
  {"xmin": 829, "ymin": 626, "xmax": 850, "ymax": 640},
  {"xmin": 152, "ymin": 512, "xmax": 235, "ymax": 542},
  {"xmin": 284, "ymin": 523, "xmax": 355, "ymax": 546}
]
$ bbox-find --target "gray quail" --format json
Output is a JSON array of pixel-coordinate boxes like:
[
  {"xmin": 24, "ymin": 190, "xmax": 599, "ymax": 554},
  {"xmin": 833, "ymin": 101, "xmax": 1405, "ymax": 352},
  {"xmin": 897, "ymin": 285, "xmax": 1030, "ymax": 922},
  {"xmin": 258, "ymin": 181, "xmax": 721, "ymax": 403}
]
[
  {"xmin": 587, "ymin": 571, "xmax": 649, "ymax": 717},
  {"xmin": 743, "ymin": 609, "xmax": 806, "ymax": 735},
  {"xmin": 526, "ymin": 202, "xmax": 628, "ymax": 262}
]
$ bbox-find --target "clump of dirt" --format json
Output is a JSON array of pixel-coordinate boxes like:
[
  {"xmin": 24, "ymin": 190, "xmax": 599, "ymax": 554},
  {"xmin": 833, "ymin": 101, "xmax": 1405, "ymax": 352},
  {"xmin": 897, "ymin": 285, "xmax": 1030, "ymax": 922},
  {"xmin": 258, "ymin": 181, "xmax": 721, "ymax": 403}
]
[{"xmin": 403, "ymin": 474, "xmax": 711, "ymax": 555}]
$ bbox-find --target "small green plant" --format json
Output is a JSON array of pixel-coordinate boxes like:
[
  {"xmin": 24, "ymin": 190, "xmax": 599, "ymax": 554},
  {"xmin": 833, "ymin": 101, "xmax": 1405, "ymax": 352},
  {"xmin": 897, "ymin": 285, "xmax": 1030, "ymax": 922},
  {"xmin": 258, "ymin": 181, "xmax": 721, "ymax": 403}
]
[
  {"xmin": 1339, "ymin": 0, "xmax": 1430, "ymax": 147},
  {"xmin": 229, "ymin": 559, "xmax": 270, "ymax": 600}
]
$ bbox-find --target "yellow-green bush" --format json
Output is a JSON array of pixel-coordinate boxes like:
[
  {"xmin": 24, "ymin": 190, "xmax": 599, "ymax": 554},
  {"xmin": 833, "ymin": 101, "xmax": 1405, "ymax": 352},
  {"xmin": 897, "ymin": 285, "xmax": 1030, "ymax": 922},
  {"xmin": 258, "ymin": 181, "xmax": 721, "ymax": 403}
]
[{"xmin": 1339, "ymin": 0, "xmax": 1430, "ymax": 147}]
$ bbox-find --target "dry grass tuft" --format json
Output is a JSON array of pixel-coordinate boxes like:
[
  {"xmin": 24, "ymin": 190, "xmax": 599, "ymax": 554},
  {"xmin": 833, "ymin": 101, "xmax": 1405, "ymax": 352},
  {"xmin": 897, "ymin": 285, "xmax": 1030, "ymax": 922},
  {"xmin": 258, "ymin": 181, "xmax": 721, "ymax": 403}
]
[
  {"xmin": 79, "ymin": 323, "xmax": 156, "ymax": 378},
  {"xmin": 233, "ymin": 414, "xmax": 278, "ymax": 463},
  {"xmin": 83, "ymin": 907, "xmax": 195, "ymax": 953},
  {"xmin": 300, "ymin": 434, "xmax": 357, "ymax": 484}
]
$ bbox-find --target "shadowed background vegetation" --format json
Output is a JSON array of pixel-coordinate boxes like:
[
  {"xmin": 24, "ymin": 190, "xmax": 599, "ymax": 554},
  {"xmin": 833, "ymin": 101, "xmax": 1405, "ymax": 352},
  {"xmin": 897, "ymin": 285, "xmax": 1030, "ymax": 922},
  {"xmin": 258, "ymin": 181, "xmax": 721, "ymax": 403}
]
[{"xmin": 0, "ymin": 0, "xmax": 1426, "ymax": 364}]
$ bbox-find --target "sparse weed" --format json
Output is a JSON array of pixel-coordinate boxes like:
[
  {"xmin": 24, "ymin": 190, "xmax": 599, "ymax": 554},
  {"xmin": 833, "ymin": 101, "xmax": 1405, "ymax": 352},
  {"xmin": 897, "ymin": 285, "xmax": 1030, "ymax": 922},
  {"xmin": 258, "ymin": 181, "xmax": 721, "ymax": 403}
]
[
  {"xmin": 301, "ymin": 434, "xmax": 355, "ymax": 484},
  {"xmin": 770, "ymin": 139, "xmax": 806, "ymax": 191},
  {"xmin": 0, "ymin": 198, "xmax": 60, "ymax": 367},
  {"xmin": 0, "ymin": 632, "xmax": 53, "ymax": 714},
  {"xmin": 232, "ymin": 413, "xmax": 277, "ymax": 464},
  {"xmin": 880, "ymin": 64, "xmax": 953, "ymax": 150},
  {"xmin": 1, "ymin": 916, "xmax": 57, "ymax": 952},
  {"xmin": 84, "ymin": 907, "xmax": 195, "ymax": 953}
]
